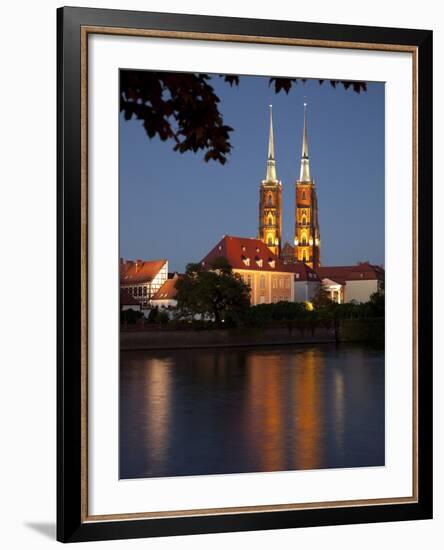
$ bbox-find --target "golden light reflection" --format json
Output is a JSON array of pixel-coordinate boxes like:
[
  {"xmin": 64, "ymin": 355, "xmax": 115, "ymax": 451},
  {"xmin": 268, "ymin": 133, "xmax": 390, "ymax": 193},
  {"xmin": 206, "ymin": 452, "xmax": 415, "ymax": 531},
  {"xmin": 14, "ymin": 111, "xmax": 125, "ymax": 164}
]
[
  {"xmin": 333, "ymin": 369, "xmax": 345, "ymax": 456},
  {"xmin": 245, "ymin": 349, "xmax": 327, "ymax": 472},
  {"xmin": 246, "ymin": 353, "xmax": 286, "ymax": 472},
  {"xmin": 292, "ymin": 349, "xmax": 324, "ymax": 470},
  {"xmin": 143, "ymin": 358, "xmax": 172, "ymax": 470}
]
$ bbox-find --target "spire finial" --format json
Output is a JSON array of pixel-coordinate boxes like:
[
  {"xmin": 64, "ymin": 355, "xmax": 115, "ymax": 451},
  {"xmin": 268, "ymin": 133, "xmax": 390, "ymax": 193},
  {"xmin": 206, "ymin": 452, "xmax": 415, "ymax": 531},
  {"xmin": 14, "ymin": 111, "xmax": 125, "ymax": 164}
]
[
  {"xmin": 265, "ymin": 104, "xmax": 277, "ymax": 181},
  {"xmin": 299, "ymin": 100, "xmax": 311, "ymax": 182}
]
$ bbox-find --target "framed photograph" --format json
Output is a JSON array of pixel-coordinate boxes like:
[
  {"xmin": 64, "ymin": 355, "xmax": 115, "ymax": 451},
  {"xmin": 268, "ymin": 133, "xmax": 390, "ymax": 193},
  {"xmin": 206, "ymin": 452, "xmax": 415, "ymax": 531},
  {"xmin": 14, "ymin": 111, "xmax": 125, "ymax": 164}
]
[{"xmin": 57, "ymin": 6, "xmax": 433, "ymax": 543}]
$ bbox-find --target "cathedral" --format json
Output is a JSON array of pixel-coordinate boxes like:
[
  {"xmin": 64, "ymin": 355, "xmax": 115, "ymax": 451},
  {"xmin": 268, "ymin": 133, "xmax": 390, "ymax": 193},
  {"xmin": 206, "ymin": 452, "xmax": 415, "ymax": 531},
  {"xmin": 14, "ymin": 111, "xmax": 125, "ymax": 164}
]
[
  {"xmin": 258, "ymin": 103, "xmax": 321, "ymax": 270},
  {"xmin": 121, "ymin": 102, "xmax": 384, "ymax": 312}
]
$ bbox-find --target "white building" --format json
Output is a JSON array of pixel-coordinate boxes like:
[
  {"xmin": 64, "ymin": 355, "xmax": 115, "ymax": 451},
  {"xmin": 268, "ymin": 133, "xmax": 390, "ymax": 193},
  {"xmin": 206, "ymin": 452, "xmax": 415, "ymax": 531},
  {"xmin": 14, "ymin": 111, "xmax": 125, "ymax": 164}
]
[
  {"xmin": 317, "ymin": 262, "xmax": 384, "ymax": 304},
  {"xmin": 120, "ymin": 258, "xmax": 168, "ymax": 309},
  {"xmin": 150, "ymin": 273, "xmax": 180, "ymax": 309},
  {"xmin": 293, "ymin": 262, "xmax": 321, "ymax": 302}
]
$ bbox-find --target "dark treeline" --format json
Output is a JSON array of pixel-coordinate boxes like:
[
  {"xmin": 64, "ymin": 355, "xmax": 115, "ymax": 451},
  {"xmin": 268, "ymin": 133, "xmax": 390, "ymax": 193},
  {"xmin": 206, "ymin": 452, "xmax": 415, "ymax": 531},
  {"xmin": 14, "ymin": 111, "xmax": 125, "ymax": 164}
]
[{"xmin": 121, "ymin": 292, "xmax": 384, "ymax": 331}]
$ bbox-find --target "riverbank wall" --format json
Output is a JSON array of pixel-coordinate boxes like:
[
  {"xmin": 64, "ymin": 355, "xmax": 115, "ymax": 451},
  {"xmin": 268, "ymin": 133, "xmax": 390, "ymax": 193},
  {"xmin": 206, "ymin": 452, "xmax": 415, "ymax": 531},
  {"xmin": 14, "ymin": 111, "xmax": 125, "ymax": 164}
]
[
  {"xmin": 121, "ymin": 328, "xmax": 335, "ymax": 351},
  {"xmin": 120, "ymin": 319, "xmax": 384, "ymax": 351}
]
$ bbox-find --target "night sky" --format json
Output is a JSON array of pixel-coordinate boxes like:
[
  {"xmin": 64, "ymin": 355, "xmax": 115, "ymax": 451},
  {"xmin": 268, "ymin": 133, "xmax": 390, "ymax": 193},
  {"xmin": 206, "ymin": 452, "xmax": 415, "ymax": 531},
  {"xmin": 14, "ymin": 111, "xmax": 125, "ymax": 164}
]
[{"xmin": 119, "ymin": 74, "xmax": 385, "ymax": 273}]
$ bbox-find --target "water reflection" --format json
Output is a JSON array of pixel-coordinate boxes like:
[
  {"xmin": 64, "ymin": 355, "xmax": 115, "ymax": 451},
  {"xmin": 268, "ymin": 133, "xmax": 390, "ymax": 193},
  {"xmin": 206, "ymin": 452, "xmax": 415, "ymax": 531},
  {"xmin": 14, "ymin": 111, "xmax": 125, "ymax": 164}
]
[
  {"xmin": 120, "ymin": 344, "xmax": 384, "ymax": 479},
  {"xmin": 292, "ymin": 349, "xmax": 324, "ymax": 470}
]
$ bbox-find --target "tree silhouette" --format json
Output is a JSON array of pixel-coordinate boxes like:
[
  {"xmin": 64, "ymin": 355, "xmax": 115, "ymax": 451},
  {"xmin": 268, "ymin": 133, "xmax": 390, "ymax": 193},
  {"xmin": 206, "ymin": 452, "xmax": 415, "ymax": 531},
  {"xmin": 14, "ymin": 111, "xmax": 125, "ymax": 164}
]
[
  {"xmin": 120, "ymin": 71, "xmax": 366, "ymax": 164},
  {"xmin": 175, "ymin": 257, "xmax": 250, "ymax": 327}
]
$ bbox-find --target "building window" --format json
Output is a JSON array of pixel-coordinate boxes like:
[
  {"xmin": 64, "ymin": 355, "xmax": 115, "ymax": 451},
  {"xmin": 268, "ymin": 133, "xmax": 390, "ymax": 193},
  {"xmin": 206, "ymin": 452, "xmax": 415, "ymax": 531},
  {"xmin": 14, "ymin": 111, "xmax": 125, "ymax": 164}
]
[
  {"xmin": 247, "ymin": 275, "xmax": 252, "ymax": 288},
  {"xmin": 260, "ymin": 275, "xmax": 265, "ymax": 290},
  {"xmin": 267, "ymin": 236, "xmax": 273, "ymax": 245},
  {"xmin": 268, "ymin": 216, "xmax": 273, "ymax": 226},
  {"xmin": 267, "ymin": 195, "xmax": 273, "ymax": 206},
  {"xmin": 143, "ymin": 287, "xmax": 147, "ymax": 296},
  {"xmin": 272, "ymin": 276, "xmax": 277, "ymax": 289},
  {"xmin": 285, "ymin": 278, "xmax": 290, "ymax": 289},
  {"xmin": 260, "ymin": 295, "xmax": 266, "ymax": 304},
  {"xmin": 279, "ymin": 278, "xmax": 283, "ymax": 289},
  {"xmin": 302, "ymin": 216, "xmax": 307, "ymax": 225},
  {"xmin": 302, "ymin": 190, "xmax": 306, "ymax": 200},
  {"xmin": 295, "ymin": 273, "xmax": 300, "ymax": 279},
  {"xmin": 302, "ymin": 235, "xmax": 307, "ymax": 245}
]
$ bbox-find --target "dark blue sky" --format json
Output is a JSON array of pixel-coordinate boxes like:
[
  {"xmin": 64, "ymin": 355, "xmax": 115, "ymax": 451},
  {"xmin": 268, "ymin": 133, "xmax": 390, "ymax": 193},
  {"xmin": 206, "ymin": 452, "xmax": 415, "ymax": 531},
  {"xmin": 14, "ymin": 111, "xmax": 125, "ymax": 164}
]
[{"xmin": 120, "ymin": 74, "xmax": 384, "ymax": 273}]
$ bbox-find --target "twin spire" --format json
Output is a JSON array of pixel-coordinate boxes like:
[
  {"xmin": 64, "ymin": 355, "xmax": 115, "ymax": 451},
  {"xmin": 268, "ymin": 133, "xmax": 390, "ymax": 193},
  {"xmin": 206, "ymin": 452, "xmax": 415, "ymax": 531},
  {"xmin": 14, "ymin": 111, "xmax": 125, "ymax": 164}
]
[
  {"xmin": 264, "ymin": 102, "xmax": 312, "ymax": 183},
  {"xmin": 299, "ymin": 102, "xmax": 311, "ymax": 182},
  {"xmin": 265, "ymin": 105, "xmax": 277, "ymax": 182}
]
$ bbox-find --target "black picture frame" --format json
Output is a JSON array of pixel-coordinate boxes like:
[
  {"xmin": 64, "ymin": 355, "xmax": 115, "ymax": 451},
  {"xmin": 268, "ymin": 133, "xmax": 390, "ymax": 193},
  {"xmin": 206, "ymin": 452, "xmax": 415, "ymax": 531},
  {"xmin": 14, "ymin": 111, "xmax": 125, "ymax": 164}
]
[{"xmin": 57, "ymin": 6, "xmax": 433, "ymax": 543}]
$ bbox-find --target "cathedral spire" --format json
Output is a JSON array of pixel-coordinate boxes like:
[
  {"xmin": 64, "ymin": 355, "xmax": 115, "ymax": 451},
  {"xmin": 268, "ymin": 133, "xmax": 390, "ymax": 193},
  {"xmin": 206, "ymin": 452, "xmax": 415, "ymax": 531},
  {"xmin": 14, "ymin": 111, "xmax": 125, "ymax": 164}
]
[
  {"xmin": 294, "ymin": 100, "xmax": 320, "ymax": 269},
  {"xmin": 259, "ymin": 105, "xmax": 282, "ymax": 257},
  {"xmin": 299, "ymin": 101, "xmax": 311, "ymax": 182},
  {"xmin": 265, "ymin": 104, "xmax": 277, "ymax": 182}
]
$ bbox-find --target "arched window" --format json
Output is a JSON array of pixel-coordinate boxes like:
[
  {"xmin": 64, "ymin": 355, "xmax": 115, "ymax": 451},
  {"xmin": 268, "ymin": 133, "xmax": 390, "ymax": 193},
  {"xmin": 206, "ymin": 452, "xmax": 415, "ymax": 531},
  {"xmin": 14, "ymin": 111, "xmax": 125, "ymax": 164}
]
[
  {"xmin": 267, "ymin": 195, "xmax": 273, "ymax": 206},
  {"xmin": 267, "ymin": 236, "xmax": 273, "ymax": 245},
  {"xmin": 268, "ymin": 216, "xmax": 273, "ymax": 226},
  {"xmin": 302, "ymin": 235, "xmax": 307, "ymax": 245},
  {"xmin": 302, "ymin": 216, "xmax": 307, "ymax": 226},
  {"xmin": 302, "ymin": 190, "xmax": 306, "ymax": 200}
]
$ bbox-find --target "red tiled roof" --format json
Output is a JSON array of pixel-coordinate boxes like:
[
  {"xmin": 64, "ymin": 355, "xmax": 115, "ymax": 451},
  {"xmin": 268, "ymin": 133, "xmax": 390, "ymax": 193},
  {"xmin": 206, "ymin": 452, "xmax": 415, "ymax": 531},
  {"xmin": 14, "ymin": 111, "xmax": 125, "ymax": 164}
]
[
  {"xmin": 317, "ymin": 262, "xmax": 384, "ymax": 283},
  {"xmin": 200, "ymin": 236, "xmax": 319, "ymax": 281},
  {"xmin": 120, "ymin": 259, "xmax": 167, "ymax": 285},
  {"xmin": 151, "ymin": 276, "xmax": 180, "ymax": 300},
  {"xmin": 120, "ymin": 288, "xmax": 140, "ymax": 306}
]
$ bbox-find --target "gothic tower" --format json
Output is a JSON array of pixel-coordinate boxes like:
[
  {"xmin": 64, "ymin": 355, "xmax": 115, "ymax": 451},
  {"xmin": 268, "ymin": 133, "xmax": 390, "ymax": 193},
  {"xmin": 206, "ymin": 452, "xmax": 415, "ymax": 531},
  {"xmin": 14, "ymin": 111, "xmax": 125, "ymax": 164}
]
[
  {"xmin": 294, "ymin": 103, "xmax": 321, "ymax": 269},
  {"xmin": 258, "ymin": 105, "xmax": 282, "ymax": 257}
]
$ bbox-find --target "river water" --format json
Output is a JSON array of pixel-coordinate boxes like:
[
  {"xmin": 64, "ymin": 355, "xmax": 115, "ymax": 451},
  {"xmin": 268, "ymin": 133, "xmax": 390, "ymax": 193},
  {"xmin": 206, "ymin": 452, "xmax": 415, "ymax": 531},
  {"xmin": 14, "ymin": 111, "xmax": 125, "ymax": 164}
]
[{"xmin": 120, "ymin": 343, "xmax": 384, "ymax": 479}]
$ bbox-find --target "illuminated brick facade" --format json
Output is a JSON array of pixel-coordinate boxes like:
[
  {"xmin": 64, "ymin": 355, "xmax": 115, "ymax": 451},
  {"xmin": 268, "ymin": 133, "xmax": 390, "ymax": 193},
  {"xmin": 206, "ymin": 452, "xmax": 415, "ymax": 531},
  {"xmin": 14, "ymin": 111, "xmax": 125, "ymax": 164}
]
[
  {"xmin": 258, "ymin": 106, "xmax": 282, "ymax": 257},
  {"xmin": 294, "ymin": 182, "xmax": 321, "ymax": 269},
  {"xmin": 258, "ymin": 183, "xmax": 282, "ymax": 258},
  {"xmin": 294, "ymin": 104, "xmax": 321, "ymax": 269}
]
